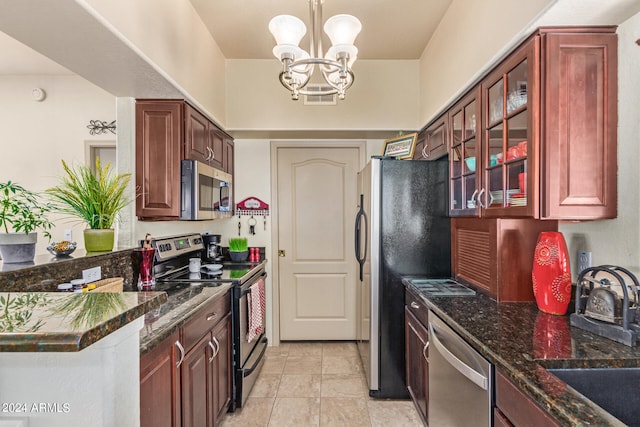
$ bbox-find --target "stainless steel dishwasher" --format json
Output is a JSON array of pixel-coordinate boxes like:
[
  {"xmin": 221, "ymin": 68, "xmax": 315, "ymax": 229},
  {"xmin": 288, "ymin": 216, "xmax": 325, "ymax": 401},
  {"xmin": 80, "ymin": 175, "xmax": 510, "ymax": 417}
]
[{"xmin": 428, "ymin": 311, "xmax": 493, "ymax": 426}]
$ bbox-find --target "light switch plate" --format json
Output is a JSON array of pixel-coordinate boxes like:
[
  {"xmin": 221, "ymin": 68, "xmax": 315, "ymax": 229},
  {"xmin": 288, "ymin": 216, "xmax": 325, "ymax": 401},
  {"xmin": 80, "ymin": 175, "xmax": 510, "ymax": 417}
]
[
  {"xmin": 64, "ymin": 229, "xmax": 72, "ymax": 241},
  {"xmin": 578, "ymin": 251, "xmax": 592, "ymax": 274},
  {"xmin": 83, "ymin": 266, "xmax": 101, "ymax": 283}
]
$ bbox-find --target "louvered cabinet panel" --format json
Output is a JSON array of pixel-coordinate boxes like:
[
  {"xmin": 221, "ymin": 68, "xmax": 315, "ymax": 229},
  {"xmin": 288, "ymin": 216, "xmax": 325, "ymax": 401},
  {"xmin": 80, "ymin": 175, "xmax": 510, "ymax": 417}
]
[{"xmin": 451, "ymin": 218, "xmax": 558, "ymax": 301}]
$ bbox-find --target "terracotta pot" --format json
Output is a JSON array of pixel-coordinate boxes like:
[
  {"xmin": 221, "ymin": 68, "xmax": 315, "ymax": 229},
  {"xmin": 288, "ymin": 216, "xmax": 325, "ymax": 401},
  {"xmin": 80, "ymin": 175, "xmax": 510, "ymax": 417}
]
[
  {"xmin": 532, "ymin": 231, "xmax": 572, "ymax": 315},
  {"xmin": 84, "ymin": 229, "xmax": 114, "ymax": 252}
]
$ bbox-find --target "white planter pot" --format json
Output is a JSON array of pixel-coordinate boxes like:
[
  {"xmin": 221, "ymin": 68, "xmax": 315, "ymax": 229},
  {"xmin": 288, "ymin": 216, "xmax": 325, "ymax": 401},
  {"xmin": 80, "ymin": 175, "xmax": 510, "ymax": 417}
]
[{"xmin": 0, "ymin": 232, "xmax": 38, "ymax": 263}]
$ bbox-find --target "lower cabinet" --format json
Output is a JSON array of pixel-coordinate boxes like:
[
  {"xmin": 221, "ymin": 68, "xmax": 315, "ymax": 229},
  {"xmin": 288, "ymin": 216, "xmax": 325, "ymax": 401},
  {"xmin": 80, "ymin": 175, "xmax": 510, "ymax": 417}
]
[
  {"xmin": 494, "ymin": 370, "xmax": 560, "ymax": 427},
  {"xmin": 405, "ymin": 288, "xmax": 429, "ymax": 426},
  {"xmin": 140, "ymin": 292, "xmax": 231, "ymax": 427}
]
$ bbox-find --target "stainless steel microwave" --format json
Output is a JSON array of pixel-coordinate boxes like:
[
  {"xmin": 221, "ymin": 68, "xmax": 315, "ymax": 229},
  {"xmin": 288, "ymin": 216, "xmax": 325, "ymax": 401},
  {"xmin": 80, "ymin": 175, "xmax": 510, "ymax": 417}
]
[{"xmin": 181, "ymin": 160, "xmax": 232, "ymax": 220}]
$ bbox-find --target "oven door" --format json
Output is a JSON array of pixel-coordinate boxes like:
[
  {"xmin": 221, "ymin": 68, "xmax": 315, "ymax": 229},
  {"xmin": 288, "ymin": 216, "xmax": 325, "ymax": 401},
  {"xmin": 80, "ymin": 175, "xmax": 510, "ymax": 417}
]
[{"xmin": 234, "ymin": 272, "xmax": 268, "ymax": 409}]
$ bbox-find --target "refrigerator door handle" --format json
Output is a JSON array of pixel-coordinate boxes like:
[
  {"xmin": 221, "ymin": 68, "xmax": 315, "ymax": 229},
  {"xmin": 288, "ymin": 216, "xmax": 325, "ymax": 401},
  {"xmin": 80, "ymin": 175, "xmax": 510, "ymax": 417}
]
[{"xmin": 354, "ymin": 194, "xmax": 368, "ymax": 281}]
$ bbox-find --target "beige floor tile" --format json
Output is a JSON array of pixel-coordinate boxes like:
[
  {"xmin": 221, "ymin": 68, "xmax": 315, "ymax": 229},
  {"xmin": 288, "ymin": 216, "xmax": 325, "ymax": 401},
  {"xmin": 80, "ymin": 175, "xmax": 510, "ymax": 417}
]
[
  {"xmin": 284, "ymin": 355, "xmax": 322, "ymax": 374},
  {"xmin": 220, "ymin": 397, "xmax": 274, "ymax": 427},
  {"xmin": 250, "ymin": 374, "xmax": 281, "ymax": 398},
  {"xmin": 286, "ymin": 342, "xmax": 324, "ymax": 357},
  {"xmin": 321, "ymin": 356, "xmax": 363, "ymax": 375},
  {"xmin": 320, "ymin": 397, "xmax": 371, "ymax": 427},
  {"xmin": 277, "ymin": 374, "xmax": 321, "ymax": 397},
  {"xmin": 266, "ymin": 343, "xmax": 291, "ymax": 357},
  {"xmin": 367, "ymin": 399, "xmax": 423, "ymax": 427},
  {"xmin": 262, "ymin": 354, "xmax": 287, "ymax": 375},
  {"xmin": 268, "ymin": 397, "xmax": 320, "ymax": 427},
  {"xmin": 321, "ymin": 374, "xmax": 368, "ymax": 398},
  {"xmin": 322, "ymin": 342, "xmax": 359, "ymax": 358}
]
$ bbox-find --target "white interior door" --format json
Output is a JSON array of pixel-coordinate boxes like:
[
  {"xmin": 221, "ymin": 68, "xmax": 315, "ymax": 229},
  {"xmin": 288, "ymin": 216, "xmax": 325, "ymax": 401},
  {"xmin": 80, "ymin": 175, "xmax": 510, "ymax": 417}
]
[{"xmin": 276, "ymin": 146, "xmax": 361, "ymax": 340}]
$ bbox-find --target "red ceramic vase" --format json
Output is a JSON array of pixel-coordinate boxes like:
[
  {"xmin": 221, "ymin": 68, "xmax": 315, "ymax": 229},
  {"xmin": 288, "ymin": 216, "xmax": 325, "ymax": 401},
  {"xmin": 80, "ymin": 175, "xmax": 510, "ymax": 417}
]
[{"xmin": 532, "ymin": 232, "xmax": 572, "ymax": 315}]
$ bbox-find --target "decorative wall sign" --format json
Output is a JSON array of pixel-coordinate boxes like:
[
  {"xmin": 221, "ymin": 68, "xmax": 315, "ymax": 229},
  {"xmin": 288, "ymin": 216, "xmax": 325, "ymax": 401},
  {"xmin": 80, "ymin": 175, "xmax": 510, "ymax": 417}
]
[
  {"xmin": 87, "ymin": 120, "xmax": 116, "ymax": 135},
  {"xmin": 235, "ymin": 197, "xmax": 269, "ymax": 216},
  {"xmin": 381, "ymin": 133, "xmax": 418, "ymax": 159}
]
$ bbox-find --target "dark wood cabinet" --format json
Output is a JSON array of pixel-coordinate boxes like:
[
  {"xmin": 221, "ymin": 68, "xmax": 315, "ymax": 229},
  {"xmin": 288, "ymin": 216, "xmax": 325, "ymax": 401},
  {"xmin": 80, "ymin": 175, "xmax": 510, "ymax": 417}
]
[
  {"xmin": 412, "ymin": 130, "xmax": 427, "ymax": 160},
  {"xmin": 495, "ymin": 370, "xmax": 561, "ymax": 427},
  {"xmin": 135, "ymin": 101, "xmax": 183, "ymax": 219},
  {"xmin": 425, "ymin": 113, "xmax": 448, "ymax": 160},
  {"xmin": 405, "ymin": 288, "xmax": 429, "ymax": 426},
  {"xmin": 140, "ymin": 292, "xmax": 231, "ymax": 427},
  {"xmin": 136, "ymin": 99, "xmax": 234, "ymax": 220},
  {"xmin": 451, "ymin": 217, "xmax": 558, "ymax": 302},
  {"xmin": 445, "ymin": 27, "xmax": 617, "ymax": 221},
  {"xmin": 140, "ymin": 330, "xmax": 182, "ymax": 427}
]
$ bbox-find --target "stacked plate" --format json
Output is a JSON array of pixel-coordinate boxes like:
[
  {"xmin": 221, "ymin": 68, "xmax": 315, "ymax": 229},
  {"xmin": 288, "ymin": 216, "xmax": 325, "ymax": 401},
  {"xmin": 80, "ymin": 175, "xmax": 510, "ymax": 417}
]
[{"xmin": 509, "ymin": 192, "xmax": 527, "ymax": 206}]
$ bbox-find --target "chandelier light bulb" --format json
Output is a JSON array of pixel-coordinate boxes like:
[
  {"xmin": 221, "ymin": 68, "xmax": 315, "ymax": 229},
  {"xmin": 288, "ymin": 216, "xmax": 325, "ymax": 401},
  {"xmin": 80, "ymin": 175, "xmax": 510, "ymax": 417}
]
[
  {"xmin": 323, "ymin": 14, "xmax": 362, "ymax": 46},
  {"xmin": 268, "ymin": 15, "xmax": 307, "ymax": 46}
]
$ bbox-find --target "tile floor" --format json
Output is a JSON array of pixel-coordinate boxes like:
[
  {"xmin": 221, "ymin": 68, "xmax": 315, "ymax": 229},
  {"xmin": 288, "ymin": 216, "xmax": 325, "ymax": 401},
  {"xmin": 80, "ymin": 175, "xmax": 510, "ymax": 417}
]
[{"xmin": 220, "ymin": 341, "xmax": 423, "ymax": 427}]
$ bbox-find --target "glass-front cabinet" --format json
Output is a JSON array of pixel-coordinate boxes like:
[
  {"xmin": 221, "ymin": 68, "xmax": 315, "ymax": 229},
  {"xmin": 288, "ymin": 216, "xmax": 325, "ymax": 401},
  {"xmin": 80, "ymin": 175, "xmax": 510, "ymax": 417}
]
[
  {"xmin": 481, "ymin": 39, "xmax": 535, "ymax": 218},
  {"xmin": 449, "ymin": 89, "xmax": 480, "ymax": 216}
]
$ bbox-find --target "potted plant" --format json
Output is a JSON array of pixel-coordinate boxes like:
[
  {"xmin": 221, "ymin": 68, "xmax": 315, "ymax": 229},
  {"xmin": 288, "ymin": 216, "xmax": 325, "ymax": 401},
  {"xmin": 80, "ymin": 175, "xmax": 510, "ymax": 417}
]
[
  {"xmin": 47, "ymin": 159, "xmax": 131, "ymax": 252},
  {"xmin": 228, "ymin": 237, "xmax": 249, "ymax": 262},
  {"xmin": 0, "ymin": 181, "xmax": 54, "ymax": 263}
]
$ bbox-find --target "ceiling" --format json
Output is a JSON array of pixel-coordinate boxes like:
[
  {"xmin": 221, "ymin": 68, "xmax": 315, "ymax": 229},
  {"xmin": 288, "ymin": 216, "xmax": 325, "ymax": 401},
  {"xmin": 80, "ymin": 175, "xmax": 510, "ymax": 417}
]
[
  {"xmin": 0, "ymin": 0, "xmax": 453, "ymax": 76},
  {"xmin": 189, "ymin": 0, "xmax": 453, "ymax": 60}
]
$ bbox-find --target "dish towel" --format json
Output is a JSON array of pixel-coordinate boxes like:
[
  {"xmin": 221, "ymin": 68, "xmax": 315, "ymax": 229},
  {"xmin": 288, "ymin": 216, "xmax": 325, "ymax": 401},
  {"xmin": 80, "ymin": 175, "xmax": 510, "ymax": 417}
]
[{"xmin": 247, "ymin": 278, "xmax": 265, "ymax": 342}]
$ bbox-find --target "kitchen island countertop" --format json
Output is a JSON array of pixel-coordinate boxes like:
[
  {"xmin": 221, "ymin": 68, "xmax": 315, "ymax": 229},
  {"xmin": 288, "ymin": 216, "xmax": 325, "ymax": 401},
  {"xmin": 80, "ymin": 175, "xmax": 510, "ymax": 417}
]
[
  {"xmin": 405, "ymin": 280, "xmax": 638, "ymax": 426},
  {"xmin": 0, "ymin": 290, "xmax": 167, "ymax": 352}
]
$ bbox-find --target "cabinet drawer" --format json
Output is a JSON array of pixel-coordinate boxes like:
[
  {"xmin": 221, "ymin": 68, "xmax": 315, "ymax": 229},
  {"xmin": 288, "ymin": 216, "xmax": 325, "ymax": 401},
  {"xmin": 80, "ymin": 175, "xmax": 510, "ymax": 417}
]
[
  {"xmin": 182, "ymin": 292, "xmax": 230, "ymax": 352},
  {"xmin": 496, "ymin": 371, "xmax": 560, "ymax": 427},
  {"xmin": 405, "ymin": 288, "xmax": 429, "ymax": 328}
]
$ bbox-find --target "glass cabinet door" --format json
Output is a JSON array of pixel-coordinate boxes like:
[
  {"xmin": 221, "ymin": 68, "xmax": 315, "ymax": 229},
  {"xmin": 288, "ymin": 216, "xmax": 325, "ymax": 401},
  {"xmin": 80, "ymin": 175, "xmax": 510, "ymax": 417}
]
[
  {"xmin": 449, "ymin": 88, "xmax": 480, "ymax": 216},
  {"xmin": 481, "ymin": 46, "xmax": 533, "ymax": 217}
]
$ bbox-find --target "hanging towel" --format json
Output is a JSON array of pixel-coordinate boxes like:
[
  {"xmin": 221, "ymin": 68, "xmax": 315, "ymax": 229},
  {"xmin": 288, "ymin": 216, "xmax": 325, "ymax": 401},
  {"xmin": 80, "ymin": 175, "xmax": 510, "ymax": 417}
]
[{"xmin": 247, "ymin": 278, "xmax": 265, "ymax": 342}]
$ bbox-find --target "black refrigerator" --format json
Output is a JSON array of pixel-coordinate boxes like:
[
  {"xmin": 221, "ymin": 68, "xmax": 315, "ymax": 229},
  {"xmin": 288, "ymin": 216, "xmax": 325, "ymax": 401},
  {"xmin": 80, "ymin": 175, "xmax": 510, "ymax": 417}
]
[{"xmin": 354, "ymin": 156, "xmax": 451, "ymax": 398}]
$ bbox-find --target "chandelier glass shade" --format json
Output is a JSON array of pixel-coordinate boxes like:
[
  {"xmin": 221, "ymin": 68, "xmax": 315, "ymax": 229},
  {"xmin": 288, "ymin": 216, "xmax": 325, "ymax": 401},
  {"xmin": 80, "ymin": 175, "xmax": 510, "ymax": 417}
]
[{"xmin": 268, "ymin": 0, "xmax": 362, "ymax": 100}]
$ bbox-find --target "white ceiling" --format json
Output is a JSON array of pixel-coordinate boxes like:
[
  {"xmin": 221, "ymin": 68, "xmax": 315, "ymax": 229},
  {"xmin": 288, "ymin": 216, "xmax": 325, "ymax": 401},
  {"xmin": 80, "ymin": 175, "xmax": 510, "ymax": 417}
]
[{"xmin": 188, "ymin": 0, "xmax": 453, "ymax": 60}]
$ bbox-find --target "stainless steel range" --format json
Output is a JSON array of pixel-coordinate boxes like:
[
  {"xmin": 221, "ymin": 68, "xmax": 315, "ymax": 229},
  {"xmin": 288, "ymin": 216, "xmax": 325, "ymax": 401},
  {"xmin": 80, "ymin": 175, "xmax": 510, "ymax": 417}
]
[{"xmin": 151, "ymin": 233, "xmax": 268, "ymax": 411}]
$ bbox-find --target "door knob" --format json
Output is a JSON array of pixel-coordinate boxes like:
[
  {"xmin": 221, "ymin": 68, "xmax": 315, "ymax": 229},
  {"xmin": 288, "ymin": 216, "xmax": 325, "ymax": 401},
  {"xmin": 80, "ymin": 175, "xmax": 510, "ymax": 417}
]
[{"xmin": 279, "ymin": 250, "xmax": 286, "ymax": 257}]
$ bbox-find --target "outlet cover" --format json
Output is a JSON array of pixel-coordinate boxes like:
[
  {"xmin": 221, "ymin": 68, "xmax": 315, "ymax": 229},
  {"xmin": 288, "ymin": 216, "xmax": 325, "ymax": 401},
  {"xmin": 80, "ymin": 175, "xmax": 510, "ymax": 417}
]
[
  {"xmin": 578, "ymin": 251, "xmax": 592, "ymax": 274},
  {"xmin": 83, "ymin": 266, "xmax": 101, "ymax": 283},
  {"xmin": 64, "ymin": 229, "xmax": 73, "ymax": 241}
]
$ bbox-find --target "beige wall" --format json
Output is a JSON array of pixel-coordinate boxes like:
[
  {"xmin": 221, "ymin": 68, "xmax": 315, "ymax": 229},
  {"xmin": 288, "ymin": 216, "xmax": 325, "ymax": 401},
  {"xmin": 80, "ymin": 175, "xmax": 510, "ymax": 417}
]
[
  {"xmin": 0, "ymin": 75, "xmax": 115, "ymax": 254},
  {"xmin": 419, "ymin": 0, "xmax": 553, "ymax": 125},
  {"xmin": 226, "ymin": 59, "xmax": 420, "ymax": 132}
]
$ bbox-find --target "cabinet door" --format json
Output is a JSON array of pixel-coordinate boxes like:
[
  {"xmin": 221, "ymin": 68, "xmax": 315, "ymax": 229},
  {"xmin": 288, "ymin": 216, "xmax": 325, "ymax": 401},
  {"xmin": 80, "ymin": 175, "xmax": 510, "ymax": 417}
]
[
  {"xmin": 449, "ymin": 87, "xmax": 481, "ymax": 217},
  {"xmin": 208, "ymin": 128, "xmax": 224, "ymax": 171},
  {"xmin": 496, "ymin": 370, "xmax": 561, "ymax": 427},
  {"xmin": 184, "ymin": 104, "xmax": 210, "ymax": 164},
  {"xmin": 182, "ymin": 334, "xmax": 213, "ymax": 427},
  {"xmin": 481, "ymin": 37, "xmax": 537, "ymax": 218},
  {"xmin": 541, "ymin": 31, "xmax": 617, "ymax": 220},
  {"xmin": 140, "ymin": 331, "xmax": 182, "ymax": 427},
  {"xmin": 136, "ymin": 101, "xmax": 182, "ymax": 219},
  {"xmin": 425, "ymin": 113, "xmax": 448, "ymax": 160},
  {"xmin": 223, "ymin": 138, "xmax": 234, "ymax": 175},
  {"xmin": 210, "ymin": 314, "xmax": 232, "ymax": 425},
  {"xmin": 405, "ymin": 309, "xmax": 428, "ymax": 425}
]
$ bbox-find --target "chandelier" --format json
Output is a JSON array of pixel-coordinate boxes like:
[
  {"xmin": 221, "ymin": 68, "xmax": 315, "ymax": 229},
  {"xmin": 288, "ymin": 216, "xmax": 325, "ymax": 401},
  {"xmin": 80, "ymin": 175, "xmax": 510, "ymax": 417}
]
[{"xmin": 268, "ymin": 0, "xmax": 362, "ymax": 101}]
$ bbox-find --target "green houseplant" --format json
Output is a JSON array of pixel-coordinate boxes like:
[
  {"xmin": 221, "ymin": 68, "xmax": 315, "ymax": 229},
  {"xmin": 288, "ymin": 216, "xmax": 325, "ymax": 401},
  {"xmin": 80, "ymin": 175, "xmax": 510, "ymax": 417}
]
[
  {"xmin": 0, "ymin": 181, "xmax": 53, "ymax": 263},
  {"xmin": 47, "ymin": 159, "xmax": 131, "ymax": 252},
  {"xmin": 228, "ymin": 237, "xmax": 248, "ymax": 262}
]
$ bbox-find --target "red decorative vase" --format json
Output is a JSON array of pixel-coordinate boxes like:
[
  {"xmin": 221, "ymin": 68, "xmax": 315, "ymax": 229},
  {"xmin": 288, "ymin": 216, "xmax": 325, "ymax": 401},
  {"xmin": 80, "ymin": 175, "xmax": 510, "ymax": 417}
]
[{"xmin": 532, "ymin": 231, "xmax": 572, "ymax": 315}]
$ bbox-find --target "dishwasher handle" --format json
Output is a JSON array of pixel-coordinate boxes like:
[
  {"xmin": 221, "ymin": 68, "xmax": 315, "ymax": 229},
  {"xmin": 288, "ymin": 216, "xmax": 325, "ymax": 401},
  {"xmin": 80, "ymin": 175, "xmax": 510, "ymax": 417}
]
[{"xmin": 428, "ymin": 321, "xmax": 488, "ymax": 390}]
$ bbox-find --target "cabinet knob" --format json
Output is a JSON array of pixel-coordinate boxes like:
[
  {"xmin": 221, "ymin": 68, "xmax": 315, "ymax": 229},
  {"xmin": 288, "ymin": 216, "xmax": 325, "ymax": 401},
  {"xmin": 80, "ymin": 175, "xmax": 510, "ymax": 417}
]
[
  {"xmin": 207, "ymin": 312, "xmax": 217, "ymax": 321},
  {"xmin": 410, "ymin": 301, "xmax": 420, "ymax": 309}
]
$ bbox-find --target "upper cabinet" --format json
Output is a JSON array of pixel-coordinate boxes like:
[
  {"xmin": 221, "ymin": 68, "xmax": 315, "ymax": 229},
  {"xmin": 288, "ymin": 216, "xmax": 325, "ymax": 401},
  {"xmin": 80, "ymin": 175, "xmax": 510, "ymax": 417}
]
[
  {"xmin": 136, "ymin": 100, "xmax": 234, "ymax": 220},
  {"xmin": 414, "ymin": 114, "xmax": 448, "ymax": 160},
  {"xmin": 447, "ymin": 27, "xmax": 617, "ymax": 221}
]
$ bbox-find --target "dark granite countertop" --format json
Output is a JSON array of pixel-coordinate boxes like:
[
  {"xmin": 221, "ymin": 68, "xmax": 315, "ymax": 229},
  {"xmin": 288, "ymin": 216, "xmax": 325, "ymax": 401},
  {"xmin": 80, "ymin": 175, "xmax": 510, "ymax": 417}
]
[
  {"xmin": 0, "ymin": 290, "xmax": 167, "ymax": 352},
  {"xmin": 139, "ymin": 282, "xmax": 233, "ymax": 355},
  {"xmin": 404, "ymin": 280, "xmax": 638, "ymax": 427}
]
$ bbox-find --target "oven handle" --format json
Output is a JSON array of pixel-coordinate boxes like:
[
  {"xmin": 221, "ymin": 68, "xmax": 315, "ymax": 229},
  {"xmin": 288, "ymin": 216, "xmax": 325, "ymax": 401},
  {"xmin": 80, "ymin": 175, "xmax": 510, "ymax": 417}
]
[
  {"xmin": 241, "ymin": 273, "xmax": 267, "ymax": 296},
  {"xmin": 242, "ymin": 336, "xmax": 268, "ymax": 377}
]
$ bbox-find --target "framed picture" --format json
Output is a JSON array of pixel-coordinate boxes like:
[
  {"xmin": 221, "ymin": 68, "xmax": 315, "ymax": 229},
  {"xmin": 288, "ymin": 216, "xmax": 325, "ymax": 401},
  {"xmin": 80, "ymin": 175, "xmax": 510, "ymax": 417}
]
[{"xmin": 381, "ymin": 133, "xmax": 418, "ymax": 159}]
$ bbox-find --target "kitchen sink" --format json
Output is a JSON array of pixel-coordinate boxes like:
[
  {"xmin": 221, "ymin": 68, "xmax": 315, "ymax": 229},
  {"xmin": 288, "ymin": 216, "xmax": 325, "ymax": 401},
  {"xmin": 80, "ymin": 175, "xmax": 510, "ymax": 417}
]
[{"xmin": 547, "ymin": 367, "xmax": 640, "ymax": 427}]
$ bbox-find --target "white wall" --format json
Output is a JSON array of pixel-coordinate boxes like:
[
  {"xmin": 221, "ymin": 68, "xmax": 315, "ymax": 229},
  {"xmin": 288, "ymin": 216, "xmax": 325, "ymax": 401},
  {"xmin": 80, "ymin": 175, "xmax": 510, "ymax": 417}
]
[
  {"xmin": 0, "ymin": 75, "xmax": 115, "ymax": 254},
  {"xmin": 559, "ymin": 12, "xmax": 640, "ymax": 276}
]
